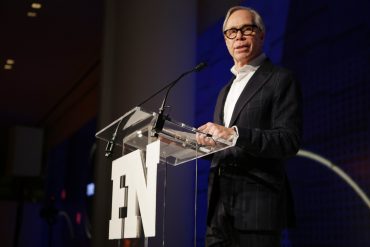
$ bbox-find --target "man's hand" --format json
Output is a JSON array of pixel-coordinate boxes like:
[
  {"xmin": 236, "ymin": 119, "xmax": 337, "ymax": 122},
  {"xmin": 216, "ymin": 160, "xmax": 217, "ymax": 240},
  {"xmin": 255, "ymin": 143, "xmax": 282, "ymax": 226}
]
[{"xmin": 195, "ymin": 122, "xmax": 236, "ymax": 146}]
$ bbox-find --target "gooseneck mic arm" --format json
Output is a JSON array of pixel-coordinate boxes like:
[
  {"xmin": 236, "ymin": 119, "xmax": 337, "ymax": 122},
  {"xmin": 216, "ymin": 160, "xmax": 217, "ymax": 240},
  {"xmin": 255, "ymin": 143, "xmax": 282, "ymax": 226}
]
[
  {"xmin": 150, "ymin": 62, "xmax": 207, "ymax": 134},
  {"xmin": 105, "ymin": 62, "xmax": 207, "ymax": 157},
  {"xmin": 137, "ymin": 62, "xmax": 207, "ymax": 108}
]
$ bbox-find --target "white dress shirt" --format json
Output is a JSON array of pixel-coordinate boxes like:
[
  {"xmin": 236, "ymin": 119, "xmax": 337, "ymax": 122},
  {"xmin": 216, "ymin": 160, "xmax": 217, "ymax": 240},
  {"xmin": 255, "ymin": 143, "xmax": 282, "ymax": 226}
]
[{"xmin": 223, "ymin": 53, "xmax": 266, "ymax": 127}]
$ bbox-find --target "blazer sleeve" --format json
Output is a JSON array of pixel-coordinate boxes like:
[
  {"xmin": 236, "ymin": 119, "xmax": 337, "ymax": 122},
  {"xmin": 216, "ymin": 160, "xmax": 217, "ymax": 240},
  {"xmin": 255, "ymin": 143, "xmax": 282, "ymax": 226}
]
[{"xmin": 235, "ymin": 70, "xmax": 303, "ymax": 159}]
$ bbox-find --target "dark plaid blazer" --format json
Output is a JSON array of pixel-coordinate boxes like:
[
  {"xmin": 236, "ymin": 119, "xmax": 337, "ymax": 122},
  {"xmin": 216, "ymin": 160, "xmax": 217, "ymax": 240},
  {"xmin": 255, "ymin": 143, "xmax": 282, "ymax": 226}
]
[{"xmin": 207, "ymin": 58, "xmax": 302, "ymax": 231}]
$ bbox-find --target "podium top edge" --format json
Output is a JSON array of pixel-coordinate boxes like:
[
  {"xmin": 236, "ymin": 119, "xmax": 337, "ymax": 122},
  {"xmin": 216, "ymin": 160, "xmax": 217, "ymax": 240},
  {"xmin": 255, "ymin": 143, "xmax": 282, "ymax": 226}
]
[{"xmin": 95, "ymin": 106, "xmax": 147, "ymax": 137}]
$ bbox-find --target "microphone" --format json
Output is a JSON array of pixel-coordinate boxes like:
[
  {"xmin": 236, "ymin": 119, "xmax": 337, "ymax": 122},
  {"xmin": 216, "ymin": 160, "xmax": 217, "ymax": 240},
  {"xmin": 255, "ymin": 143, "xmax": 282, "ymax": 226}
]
[
  {"xmin": 194, "ymin": 62, "xmax": 207, "ymax": 72},
  {"xmin": 137, "ymin": 62, "xmax": 207, "ymax": 107},
  {"xmin": 150, "ymin": 62, "xmax": 207, "ymax": 135},
  {"xmin": 104, "ymin": 117, "xmax": 122, "ymax": 157}
]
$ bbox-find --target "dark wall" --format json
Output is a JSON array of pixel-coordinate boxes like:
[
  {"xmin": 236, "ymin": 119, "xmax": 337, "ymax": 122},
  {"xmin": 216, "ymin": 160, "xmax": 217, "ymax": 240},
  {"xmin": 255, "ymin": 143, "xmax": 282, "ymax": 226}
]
[{"xmin": 42, "ymin": 119, "xmax": 96, "ymax": 247}]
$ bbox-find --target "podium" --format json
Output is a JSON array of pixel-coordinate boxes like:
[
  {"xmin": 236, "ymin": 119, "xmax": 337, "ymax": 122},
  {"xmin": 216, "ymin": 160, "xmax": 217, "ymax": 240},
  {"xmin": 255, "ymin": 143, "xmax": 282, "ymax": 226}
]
[{"xmin": 95, "ymin": 107, "xmax": 236, "ymax": 246}]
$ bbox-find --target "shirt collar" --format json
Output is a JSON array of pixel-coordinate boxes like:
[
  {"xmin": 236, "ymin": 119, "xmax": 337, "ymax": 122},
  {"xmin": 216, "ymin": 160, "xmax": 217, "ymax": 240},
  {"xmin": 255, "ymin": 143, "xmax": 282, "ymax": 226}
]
[{"xmin": 231, "ymin": 53, "xmax": 266, "ymax": 76}]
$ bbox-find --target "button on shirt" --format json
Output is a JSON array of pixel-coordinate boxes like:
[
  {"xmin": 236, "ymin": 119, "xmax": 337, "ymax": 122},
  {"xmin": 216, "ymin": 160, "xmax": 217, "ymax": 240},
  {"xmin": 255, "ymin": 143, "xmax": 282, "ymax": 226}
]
[{"xmin": 223, "ymin": 53, "xmax": 266, "ymax": 127}]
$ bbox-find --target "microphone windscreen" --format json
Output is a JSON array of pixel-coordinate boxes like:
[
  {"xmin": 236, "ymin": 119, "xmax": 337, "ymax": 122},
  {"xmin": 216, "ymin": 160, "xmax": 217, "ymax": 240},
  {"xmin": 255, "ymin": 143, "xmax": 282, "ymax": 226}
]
[{"xmin": 194, "ymin": 62, "xmax": 207, "ymax": 72}]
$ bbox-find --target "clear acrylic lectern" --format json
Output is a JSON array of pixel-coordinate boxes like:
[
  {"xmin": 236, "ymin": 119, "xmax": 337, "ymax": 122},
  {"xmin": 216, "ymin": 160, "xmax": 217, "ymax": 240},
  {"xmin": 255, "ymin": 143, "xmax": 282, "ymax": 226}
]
[
  {"xmin": 95, "ymin": 106, "xmax": 236, "ymax": 246},
  {"xmin": 96, "ymin": 107, "xmax": 237, "ymax": 166}
]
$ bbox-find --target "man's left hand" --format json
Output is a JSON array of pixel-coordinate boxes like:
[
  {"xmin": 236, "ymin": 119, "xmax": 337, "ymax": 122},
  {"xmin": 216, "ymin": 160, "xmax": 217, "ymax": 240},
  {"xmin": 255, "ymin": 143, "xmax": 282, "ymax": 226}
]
[{"xmin": 195, "ymin": 122, "xmax": 236, "ymax": 146}]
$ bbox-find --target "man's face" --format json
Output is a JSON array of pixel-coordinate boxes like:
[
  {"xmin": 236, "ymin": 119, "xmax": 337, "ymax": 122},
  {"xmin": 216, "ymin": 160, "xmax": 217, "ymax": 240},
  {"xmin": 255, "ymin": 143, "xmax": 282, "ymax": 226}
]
[{"xmin": 224, "ymin": 10, "xmax": 264, "ymax": 68}]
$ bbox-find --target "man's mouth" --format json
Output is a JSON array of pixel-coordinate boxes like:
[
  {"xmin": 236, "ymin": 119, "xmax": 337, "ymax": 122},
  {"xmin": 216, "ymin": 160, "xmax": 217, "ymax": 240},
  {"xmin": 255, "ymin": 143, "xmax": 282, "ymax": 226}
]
[{"xmin": 234, "ymin": 44, "xmax": 249, "ymax": 52}]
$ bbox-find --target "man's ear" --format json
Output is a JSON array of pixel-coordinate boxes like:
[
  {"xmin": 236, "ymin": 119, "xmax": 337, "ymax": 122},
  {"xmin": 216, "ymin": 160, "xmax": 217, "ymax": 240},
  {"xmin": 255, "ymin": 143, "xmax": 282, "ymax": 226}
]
[{"xmin": 260, "ymin": 32, "xmax": 265, "ymax": 41}]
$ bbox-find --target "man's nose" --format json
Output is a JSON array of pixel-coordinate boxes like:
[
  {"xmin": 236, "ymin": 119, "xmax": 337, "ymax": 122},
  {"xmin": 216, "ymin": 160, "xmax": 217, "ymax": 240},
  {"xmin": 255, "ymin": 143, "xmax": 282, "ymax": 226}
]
[{"xmin": 235, "ymin": 30, "xmax": 244, "ymax": 39}]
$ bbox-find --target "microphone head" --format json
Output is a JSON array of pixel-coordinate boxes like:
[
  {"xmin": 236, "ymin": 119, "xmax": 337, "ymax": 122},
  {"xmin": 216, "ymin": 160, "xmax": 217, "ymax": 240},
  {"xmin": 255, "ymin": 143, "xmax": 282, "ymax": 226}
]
[{"xmin": 194, "ymin": 62, "xmax": 207, "ymax": 72}]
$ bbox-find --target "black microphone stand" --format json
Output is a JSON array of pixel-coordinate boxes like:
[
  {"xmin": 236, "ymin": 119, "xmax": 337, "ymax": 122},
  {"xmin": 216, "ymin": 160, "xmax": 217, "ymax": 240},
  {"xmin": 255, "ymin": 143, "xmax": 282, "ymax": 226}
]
[
  {"xmin": 149, "ymin": 63, "xmax": 207, "ymax": 136},
  {"xmin": 104, "ymin": 62, "xmax": 207, "ymax": 157}
]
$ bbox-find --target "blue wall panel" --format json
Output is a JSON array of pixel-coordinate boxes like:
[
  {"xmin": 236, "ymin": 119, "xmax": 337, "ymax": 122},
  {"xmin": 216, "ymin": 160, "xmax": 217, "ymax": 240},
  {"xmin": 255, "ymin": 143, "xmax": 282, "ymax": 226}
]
[{"xmin": 196, "ymin": 0, "xmax": 370, "ymax": 246}]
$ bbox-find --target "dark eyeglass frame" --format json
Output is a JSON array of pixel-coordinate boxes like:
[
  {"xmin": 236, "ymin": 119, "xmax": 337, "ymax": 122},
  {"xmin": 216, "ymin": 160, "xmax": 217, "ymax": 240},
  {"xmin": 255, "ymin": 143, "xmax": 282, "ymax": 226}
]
[{"xmin": 223, "ymin": 24, "xmax": 259, "ymax": 39}]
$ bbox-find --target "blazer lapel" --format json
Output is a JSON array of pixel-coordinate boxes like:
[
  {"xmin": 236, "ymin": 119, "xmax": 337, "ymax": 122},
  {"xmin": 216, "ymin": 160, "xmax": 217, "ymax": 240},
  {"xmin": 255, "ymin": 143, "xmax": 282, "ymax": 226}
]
[{"xmin": 229, "ymin": 59, "xmax": 275, "ymax": 126}]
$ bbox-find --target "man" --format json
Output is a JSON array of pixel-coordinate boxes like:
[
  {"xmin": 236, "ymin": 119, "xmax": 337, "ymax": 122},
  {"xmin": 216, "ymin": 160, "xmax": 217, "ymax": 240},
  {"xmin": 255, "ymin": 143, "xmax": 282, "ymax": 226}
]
[{"xmin": 196, "ymin": 6, "xmax": 302, "ymax": 247}]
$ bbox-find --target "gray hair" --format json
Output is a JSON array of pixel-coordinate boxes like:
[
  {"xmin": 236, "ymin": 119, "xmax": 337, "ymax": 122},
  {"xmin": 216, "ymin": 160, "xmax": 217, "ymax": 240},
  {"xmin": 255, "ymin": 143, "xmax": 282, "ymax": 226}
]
[{"xmin": 222, "ymin": 6, "xmax": 265, "ymax": 33}]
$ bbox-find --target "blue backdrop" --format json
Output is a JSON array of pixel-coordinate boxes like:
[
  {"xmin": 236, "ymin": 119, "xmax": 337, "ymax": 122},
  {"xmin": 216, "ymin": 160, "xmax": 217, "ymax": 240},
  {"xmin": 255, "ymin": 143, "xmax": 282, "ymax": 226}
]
[{"xmin": 195, "ymin": 0, "xmax": 370, "ymax": 246}]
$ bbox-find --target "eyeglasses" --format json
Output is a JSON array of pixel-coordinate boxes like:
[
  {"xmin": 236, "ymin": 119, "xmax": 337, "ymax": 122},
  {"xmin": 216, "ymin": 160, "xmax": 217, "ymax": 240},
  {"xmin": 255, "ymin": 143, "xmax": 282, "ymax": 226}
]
[{"xmin": 223, "ymin": 24, "xmax": 259, "ymax": 39}]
